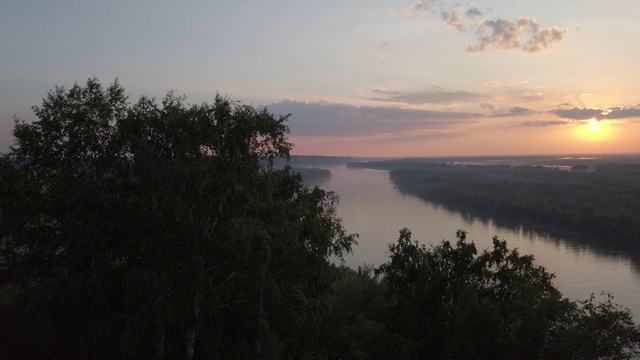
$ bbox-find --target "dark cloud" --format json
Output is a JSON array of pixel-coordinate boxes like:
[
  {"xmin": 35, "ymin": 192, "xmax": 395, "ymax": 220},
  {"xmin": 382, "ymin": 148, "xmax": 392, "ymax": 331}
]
[
  {"xmin": 266, "ymin": 99, "xmax": 478, "ymax": 137},
  {"xmin": 369, "ymin": 89, "xmax": 490, "ymax": 105},
  {"xmin": 509, "ymin": 106, "xmax": 531, "ymax": 115},
  {"xmin": 465, "ymin": 6, "xmax": 482, "ymax": 18},
  {"xmin": 550, "ymin": 107, "xmax": 603, "ymax": 120},
  {"xmin": 606, "ymin": 107, "xmax": 640, "ymax": 119},
  {"xmin": 550, "ymin": 107, "xmax": 640, "ymax": 120},
  {"xmin": 467, "ymin": 18, "xmax": 568, "ymax": 53}
]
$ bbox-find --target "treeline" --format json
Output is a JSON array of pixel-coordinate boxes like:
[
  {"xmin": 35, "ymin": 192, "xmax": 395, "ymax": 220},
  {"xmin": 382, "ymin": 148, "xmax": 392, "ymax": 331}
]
[
  {"xmin": 2, "ymin": 79, "xmax": 640, "ymax": 359},
  {"xmin": 389, "ymin": 164, "xmax": 640, "ymax": 244},
  {"xmin": 347, "ymin": 159, "xmax": 453, "ymax": 171},
  {"xmin": 296, "ymin": 167, "xmax": 332, "ymax": 183}
]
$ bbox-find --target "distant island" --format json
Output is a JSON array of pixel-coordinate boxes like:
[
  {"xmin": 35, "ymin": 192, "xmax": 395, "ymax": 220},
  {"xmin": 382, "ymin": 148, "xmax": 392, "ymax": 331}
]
[{"xmin": 295, "ymin": 167, "xmax": 332, "ymax": 183}]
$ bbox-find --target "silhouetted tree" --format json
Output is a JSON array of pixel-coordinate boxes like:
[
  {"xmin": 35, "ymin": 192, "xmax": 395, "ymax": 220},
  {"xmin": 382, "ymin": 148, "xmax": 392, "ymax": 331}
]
[
  {"xmin": 376, "ymin": 229, "xmax": 640, "ymax": 359},
  {"xmin": 0, "ymin": 78, "xmax": 356, "ymax": 359}
]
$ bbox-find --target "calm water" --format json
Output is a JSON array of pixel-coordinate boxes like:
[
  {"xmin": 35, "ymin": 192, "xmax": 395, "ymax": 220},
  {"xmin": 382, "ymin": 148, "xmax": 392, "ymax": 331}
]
[{"xmin": 319, "ymin": 165, "xmax": 640, "ymax": 318}]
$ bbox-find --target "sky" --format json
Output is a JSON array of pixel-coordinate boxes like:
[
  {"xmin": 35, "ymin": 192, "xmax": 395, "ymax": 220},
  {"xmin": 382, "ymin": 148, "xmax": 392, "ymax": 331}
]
[{"xmin": 2, "ymin": 0, "xmax": 640, "ymax": 157}]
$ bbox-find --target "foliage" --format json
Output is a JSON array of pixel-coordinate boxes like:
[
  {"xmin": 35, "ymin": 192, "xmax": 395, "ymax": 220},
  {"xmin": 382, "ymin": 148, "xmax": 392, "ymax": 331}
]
[
  {"xmin": 0, "ymin": 78, "xmax": 356, "ymax": 359},
  {"xmin": 318, "ymin": 264, "xmax": 404, "ymax": 360},
  {"xmin": 376, "ymin": 229, "xmax": 640, "ymax": 359}
]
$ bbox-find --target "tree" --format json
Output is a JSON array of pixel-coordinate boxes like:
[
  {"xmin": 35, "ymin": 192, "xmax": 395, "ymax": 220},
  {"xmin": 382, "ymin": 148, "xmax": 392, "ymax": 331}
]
[
  {"xmin": 376, "ymin": 229, "xmax": 640, "ymax": 359},
  {"xmin": 0, "ymin": 78, "xmax": 356, "ymax": 359},
  {"xmin": 318, "ymin": 264, "xmax": 403, "ymax": 360}
]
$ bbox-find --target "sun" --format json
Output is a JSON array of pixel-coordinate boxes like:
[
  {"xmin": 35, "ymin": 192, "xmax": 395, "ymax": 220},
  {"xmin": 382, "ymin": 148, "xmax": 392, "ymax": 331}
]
[{"xmin": 573, "ymin": 118, "xmax": 612, "ymax": 142}]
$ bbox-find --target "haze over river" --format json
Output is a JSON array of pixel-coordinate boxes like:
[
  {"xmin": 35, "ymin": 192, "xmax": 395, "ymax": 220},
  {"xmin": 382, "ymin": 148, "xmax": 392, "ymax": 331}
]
[{"xmin": 317, "ymin": 164, "xmax": 640, "ymax": 319}]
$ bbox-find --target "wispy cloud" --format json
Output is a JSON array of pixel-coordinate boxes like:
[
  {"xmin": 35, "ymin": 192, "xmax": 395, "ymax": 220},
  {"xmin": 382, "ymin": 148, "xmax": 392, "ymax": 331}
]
[
  {"xmin": 396, "ymin": 1, "xmax": 568, "ymax": 53},
  {"xmin": 519, "ymin": 120, "xmax": 570, "ymax": 127},
  {"xmin": 488, "ymin": 106, "xmax": 538, "ymax": 118},
  {"xmin": 369, "ymin": 88, "xmax": 490, "ymax": 105},
  {"xmin": 396, "ymin": 0, "xmax": 434, "ymax": 16},
  {"xmin": 266, "ymin": 99, "xmax": 479, "ymax": 137},
  {"xmin": 521, "ymin": 92, "xmax": 546, "ymax": 102}
]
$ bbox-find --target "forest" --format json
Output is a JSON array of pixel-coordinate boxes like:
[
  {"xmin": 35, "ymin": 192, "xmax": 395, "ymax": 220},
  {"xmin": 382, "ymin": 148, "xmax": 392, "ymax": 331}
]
[
  {"xmin": 380, "ymin": 163, "xmax": 640, "ymax": 245},
  {"xmin": 1, "ymin": 78, "xmax": 640, "ymax": 359}
]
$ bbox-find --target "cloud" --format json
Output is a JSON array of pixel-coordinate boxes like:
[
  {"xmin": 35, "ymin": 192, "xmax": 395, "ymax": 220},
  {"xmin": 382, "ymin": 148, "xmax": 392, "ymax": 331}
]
[
  {"xmin": 479, "ymin": 102, "xmax": 497, "ymax": 113},
  {"xmin": 550, "ymin": 107, "xmax": 640, "ymax": 120},
  {"xmin": 465, "ymin": 6, "xmax": 482, "ymax": 18},
  {"xmin": 369, "ymin": 89, "xmax": 490, "ymax": 105},
  {"xmin": 606, "ymin": 107, "xmax": 640, "ymax": 119},
  {"xmin": 520, "ymin": 120, "xmax": 570, "ymax": 127},
  {"xmin": 488, "ymin": 106, "xmax": 538, "ymax": 118},
  {"xmin": 550, "ymin": 108, "xmax": 604, "ymax": 120},
  {"xmin": 521, "ymin": 92, "xmax": 545, "ymax": 102},
  {"xmin": 396, "ymin": 1, "xmax": 431, "ymax": 16},
  {"xmin": 441, "ymin": 5, "xmax": 483, "ymax": 32},
  {"xmin": 509, "ymin": 106, "xmax": 531, "ymax": 115},
  {"xmin": 266, "ymin": 99, "xmax": 478, "ymax": 137},
  {"xmin": 441, "ymin": 9, "xmax": 468, "ymax": 31},
  {"xmin": 397, "ymin": 2, "xmax": 567, "ymax": 54},
  {"xmin": 371, "ymin": 88, "xmax": 401, "ymax": 96},
  {"xmin": 467, "ymin": 18, "xmax": 568, "ymax": 53}
]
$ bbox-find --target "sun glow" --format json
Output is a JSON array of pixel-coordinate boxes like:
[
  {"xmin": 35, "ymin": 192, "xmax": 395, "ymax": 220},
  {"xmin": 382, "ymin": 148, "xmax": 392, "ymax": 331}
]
[{"xmin": 573, "ymin": 118, "xmax": 613, "ymax": 142}]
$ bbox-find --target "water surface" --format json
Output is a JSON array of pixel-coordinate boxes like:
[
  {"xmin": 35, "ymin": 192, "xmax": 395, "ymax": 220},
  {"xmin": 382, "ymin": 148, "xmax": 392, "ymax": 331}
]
[{"xmin": 320, "ymin": 165, "xmax": 640, "ymax": 317}]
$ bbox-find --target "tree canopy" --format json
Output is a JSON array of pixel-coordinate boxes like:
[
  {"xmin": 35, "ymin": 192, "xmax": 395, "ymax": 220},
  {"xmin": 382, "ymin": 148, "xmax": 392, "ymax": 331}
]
[
  {"xmin": 0, "ymin": 78, "xmax": 356, "ymax": 359},
  {"xmin": 374, "ymin": 229, "xmax": 640, "ymax": 359}
]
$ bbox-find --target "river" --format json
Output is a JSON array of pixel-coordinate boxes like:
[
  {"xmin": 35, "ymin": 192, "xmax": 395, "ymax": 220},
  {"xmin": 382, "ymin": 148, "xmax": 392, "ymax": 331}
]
[{"xmin": 317, "ymin": 165, "xmax": 640, "ymax": 318}]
